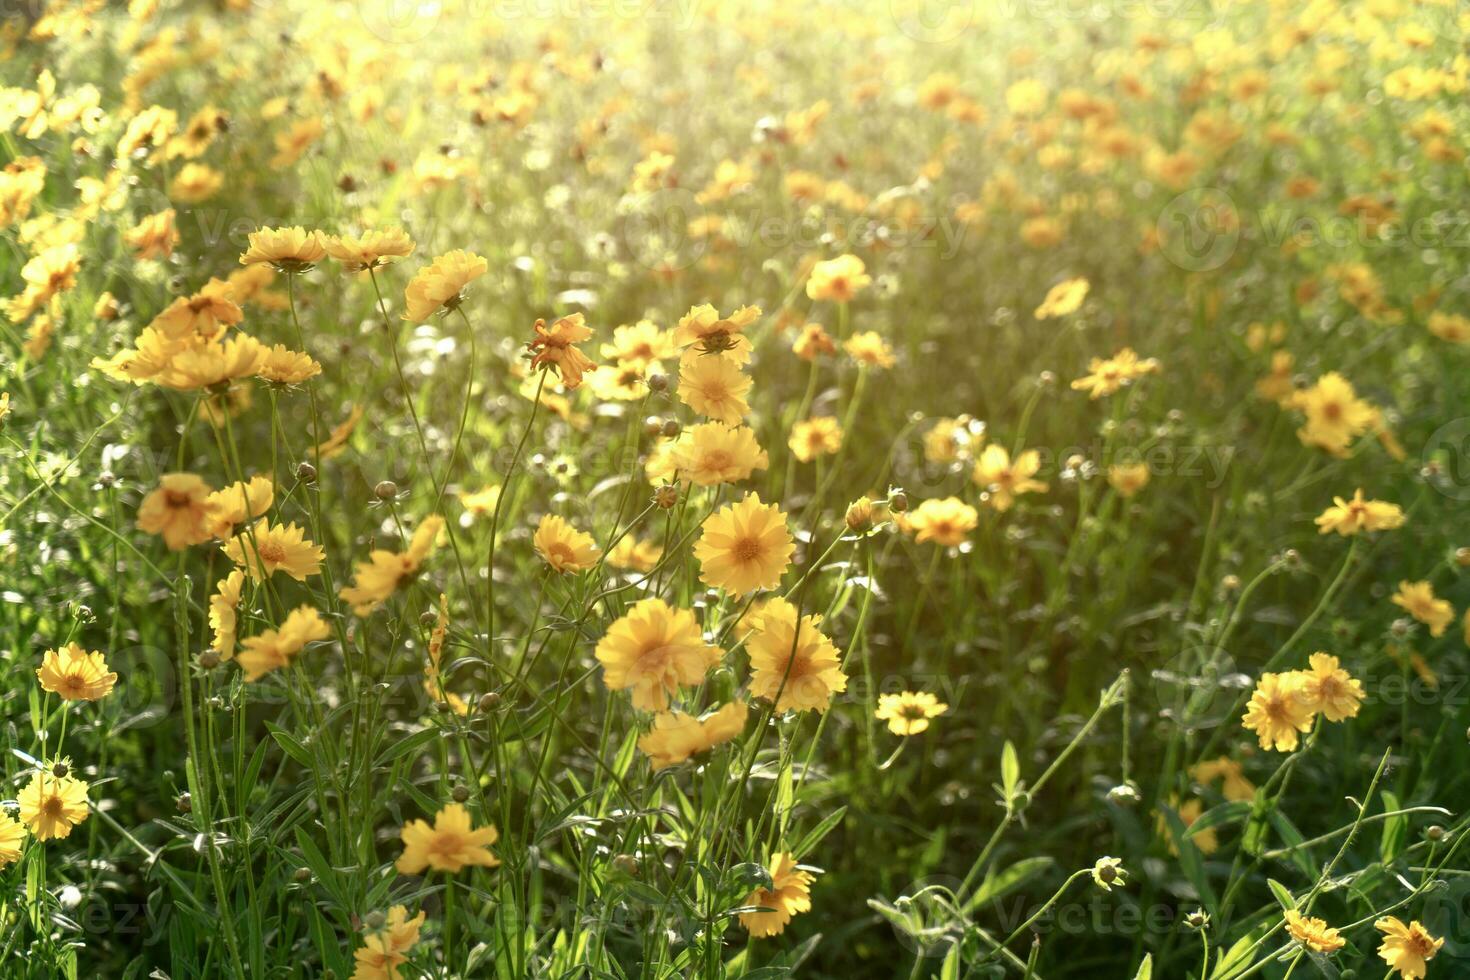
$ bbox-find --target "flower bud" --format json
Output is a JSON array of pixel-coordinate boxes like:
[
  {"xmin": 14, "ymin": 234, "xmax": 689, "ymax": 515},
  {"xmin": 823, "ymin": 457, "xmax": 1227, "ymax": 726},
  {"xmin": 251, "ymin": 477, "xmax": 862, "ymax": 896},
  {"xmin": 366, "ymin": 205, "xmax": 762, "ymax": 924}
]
[
  {"xmin": 661, "ymin": 419, "xmax": 681, "ymax": 439},
  {"xmin": 647, "ymin": 373, "xmax": 669, "ymax": 393},
  {"xmin": 451, "ymin": 785, "xmax": 470, "ymax": 803},
  {"xmin": 296, "ymin": 461, "xmax": 317, "ymax": 483},
  {"xmin": 653, "ymin": 484, "xmax": 679, "ymax": 509},
  {"xmin": 374, "ymin": 480, "xmax": 398, "ymax": 501},
  {"xmin": 643, "ymin": 416, "xmax": 664, "ymax": 438},
  {"xmin": 888, "ymin": 490, "xmax": 909, "ymax": 513},
  {"xmin": 478, "ymin": 692, "xmax": 501, "ymax": 713}
]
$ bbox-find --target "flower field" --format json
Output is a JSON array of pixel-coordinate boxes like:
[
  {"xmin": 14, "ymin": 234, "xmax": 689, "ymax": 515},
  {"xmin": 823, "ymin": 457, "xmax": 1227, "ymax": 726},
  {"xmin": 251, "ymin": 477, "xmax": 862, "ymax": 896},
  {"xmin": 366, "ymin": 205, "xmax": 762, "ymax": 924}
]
[{"xmin": 2, "ymin": 0, "xmax": 1470, "ymax": 977}]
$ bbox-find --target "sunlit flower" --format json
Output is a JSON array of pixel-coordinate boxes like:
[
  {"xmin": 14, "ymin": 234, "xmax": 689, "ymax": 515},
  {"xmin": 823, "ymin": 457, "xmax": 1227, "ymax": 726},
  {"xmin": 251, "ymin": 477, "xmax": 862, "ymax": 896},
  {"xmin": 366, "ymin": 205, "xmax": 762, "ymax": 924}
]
[
  {"xmin": 739, "ymin": 852, "xmax": 814, "ymax": 937},
  {"xmin": 1070, "ymin": 348, "xmax": 1160, "ymax": 399},
  {"xmin": 324, "ymin": 228, "xmax": 415, "ymax": 272},
  {"xmin": 875, "ymin": 691, "xmax": 948, "ymax": 735},
  {"xmin": 256, "ymin": 344, "xmax": 322, "ymax": 385},
  {"xmin": 747, "ymin": 597, "xmax": 847, "ymax": 713},
  {"xmin": 528, "ymin": 312, "xmax": 595, "ymax": 388},
  {"xmin": 1090, "ymin": 856, "xmax": 1126, "ymax": 891},
  {"xmin": 673, "ymin": 303, "xmax": 760, "ymax": 359},
  {"xmin": 204, "ymin": 476, "xmax": 273, "ymax": 538},
  {"xmin": 1296, "ymin": 653, "xmax": 1364, "ymax": 722},
  {"xmin": 1285, "ymin": 909, "xmax": 1345, "ymax": 954},
  {"xmin": 340, "ymin": 515, "xmax": 445, "ymax": 615},
  {"xmin": 532, "ymin": 514, "xmax": 600, "ymax": 573},
  {"xmin": 1314, "ymin": 489, "xmax": 1405, "ymax": 536},
  {"xmin": 396, "ymin": 803, "xmax": 500, "ymax": 875},
  {"xmin": 236, "ymin": 606, "xmax": 330, "ymax": 682},
  {"xmin": 224, "ymin": 519, "xmax": 325, "ymax": 582},
  {"xmin": 1392, "ymin": 580, "xmax": 1454, "ymax": 637},
  {"xmin": 18, "ymin": 770, "xmax": 89, "ymax": 841},
  {"xmin": 806, "ymin": 253, "xmax": 871, "ymax": 302},
  {"xmin": 0, "ymin": 811, "xmax": 24, "ymax": 868},
  {"xmin": 209, "ymin": 570, "xmax": 245, "ymax": 661},
  {"xmin": 137, "ymin": 473, "xmax": 215, "ymax": 550},
  {"xmin": 403, "ymin": 249, "xmax": 488, "ymax": 320},
  {"xmin": 602, "ymin": 320, "xmax": 676, "ymax": 366},
  {"xmin": 595, "ymin": 598, "xmax": 722, "ymax": 710},
  {"xmin": 677, "ymin": 348, "xmax": 751, "ymax": 424},
  {"xmin": 238, "ymin": 225, "xmax": 327, "ymax": 273},
  {"xmin": 973, "ymin": 445, "xmax": 1048, "ymax": 511},
  {"xmin": 1375, "ymin": 917, "xmax": 1443, "ymax": 979},
  {"xmin": 637, "ymin": 701, "xmax": 748, "ymax": 769},
  {"xmin": 1241, "ymin": 672, "xmax": 1314, "ymax": 752},
  {"xmin": 36, "ymin": 643, "xmax": 117, "ymax": 701},
  {"xmin": 788, "ymin": 416, "xmax": 843, "ymax": 462},
  {"xmin": 694, "ymin": 493, "xmax": 794, "ymax": 594},
  {"xmin": 906, "ymin": 497, "xmax": 977, "ymax": 547},
  {"xmin": 671, "ymin": 422, "xmax": 769, "ymax": 486}
]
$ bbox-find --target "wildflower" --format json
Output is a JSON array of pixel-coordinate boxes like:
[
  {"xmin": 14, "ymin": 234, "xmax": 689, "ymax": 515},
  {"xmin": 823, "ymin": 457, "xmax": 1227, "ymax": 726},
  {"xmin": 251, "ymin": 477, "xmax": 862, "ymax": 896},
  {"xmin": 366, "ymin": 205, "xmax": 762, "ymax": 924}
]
[
  {"xmin": 532, "ymin": 514, "xmax": 601, "ymax": 573},
  {"xmin": 1033, "ymin": 277, "xmax": 1089, "ymax": 319},
  {"xmin": 1375, "ymin": 917, "xmax": 1443, "ymax": 979},
  {"xmin": 595, "ymin": 598, "xmax": 722, "ymax": 711},
  {"xmin": 607, "ymin": 535, "xmax": 663, "ymax": 573},
  {"xmin": 1090, "ymin": 857, "xmax": 1126, "ymax": 891},
  {"xmin": 677, "ymin": 348, "xmax": 752, "ymax": 424},
  {"xmin": 150, "ymin": 278, "xmax": 242, "ymax": 341},
  {"xmin": 806, "ymin": 253, "xmax": 871, "ymax": 302},
  {"xmin": 906, "ymin": 497, "xmax": 977, "ymax": 547},
  {"xmin": 204, "ymin": 476, "xmax": 274, "ymax": 538},
  {"xmin": 638, "ymin": 701, "xmax": 749, "ymax": 769},
  {"xmin": 324, "ymin": 228, "xmax": 415, "ymax": 272},
  {"xmin": 224, "ymin": 520, "xmax": 325, "ymax": 582},
  {"xmin": 0, "ymin": 811, "xmax": 23, "ymax": 868},
  {"xmin": 843, "ymin": 330, "xmax": 895, "ymax": 368},
  {"xmin": 423, "ymin": 593, "xmax": 466, "ymax": 716},
  {"xmin": 602, "ymin": 320, "xmax": 676, "ymax": 366},
  {"xmin": 1255, "ymin": 350, "xmax": 1295, "ymax": 405},
  {"xmin": 672, "ymin": 422, "xmax": 770, "ymax": 486},
  {"xmin": 1292, "ymin": 373, "xmax": 1376, "ymax": 456},
  {"xmin": 694, "ymin": 494, "xmax": 794, "ymax": 594},
  {"xmin": 792, "ymin": 322, "xmax": 835, "ymax": 360},
  {"xmin": 875, "ymin": 691, "xmax": 948, "ymax": 735},
  {"xmin": 18, "ymin": 771, "xmax": 89, "ymax": 840},
  {"xmin": 673, "ymin": 303, "xmax": 760, "ymax": 359},
  {"xmin": 36, "ymin": 643, "xmax": 117, "ymax": 701},
  {"xmin": 1190, "ymin": 756, "xmax": 1254, "ymax": 802},
  {"xmin": 238, "ymin": 226, "xmax": 327, "ymax": 273},
  {"xmin": 1070, "ymin": 347, "xmax": 1160, "ymax": 399},
  {"xmin": 1392, "ymin": 581, "xmax": 1454, "ymax": 637},
  {"xmin": 403, "ymin": 249, "xmax": 488, "ymax": 320},
  {"xmin": 788, "ymin": 416, "xmax": 843, "ymax": 463},
  {"xmin": 7, "ymin": 243, "xmax": 80, "ymax": 323},
  {"xmin": 1314, "ymin": 489, "xmax": 1405, "ymax": 536},
  {"xmin": 256, "ymin": 345, "xmax": 322, "ymax": 385},
  {"xmin": 739, "ymin": 852, "xmax": 815, "ymax": 937},
  {"xmin": 396, "ymin": 803, "xmax": 500, "ymax": 875},
  {"xmin": 351, "ymin": 905, "xmax": 426, "ymax": 980},
  {"xmin": 1428, "ymin": 311, "xmax": 1470, "ymax": 345},
  {"xmin": 973, "ymin": 445, "xmax": 1048, "ymax": 511},
  {"xmin": 1296, "ymin": 653, "xmax": 1364, "ymax": 721},
  {"xmin": 169, "ymin": 163, "xmax": 223, "ymax": 203},
  {"xmin": 137, "ymin": 473, "xmax": 215, "ymax": 550},
  {"xmin": 124, "ymin": 208, "xmax": 178, "ymax": 259},
  {"xmin": 157, "ymin": 335, "xmax": 269, "ymax": 391},
  {"xmin": 747, "ymin": 598, "xmax": 847, "ymax": 713},
  {"xmin": 1241, "ymin": 672, "xmax": 1314, "ymax": 752},
  {"xmin": 1107, "ymin": 462, "xmax": 1150, "ymax": 498},
  {"xmin": 528, "ymin": 313, "xmax": 596, "ymax": 388},
  {"xmin": 236, "ymin": 606, "xmax": 330, "ymax": 682},
  {"xmin": 339, "ymin": 515, "xmax": 445, "ymax": 615},
  {"xmin": 209, "ymin": 570, "xmax": 244, "ymax": 660},
  {"xmin": 1285, "ymin": 910, "xmax": 1345, "ymax": 954}
]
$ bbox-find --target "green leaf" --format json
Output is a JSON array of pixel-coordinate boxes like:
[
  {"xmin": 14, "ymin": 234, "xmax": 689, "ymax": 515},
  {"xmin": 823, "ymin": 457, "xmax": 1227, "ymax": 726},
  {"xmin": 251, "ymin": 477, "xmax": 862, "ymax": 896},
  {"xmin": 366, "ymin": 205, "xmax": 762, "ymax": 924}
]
[
  {"xmin": 1132, "ymin": 952, "xmax": 1153, "ymax": 980},
  {"xmin": 791, "ymin": 806, "xmax": 847, "ymax": 859},
  {"xmin": 964, "ymin": 856, "xmax": 1054, "ymax": 913},
  {"xmin": 1267, "ymin": 878, "xmax": 1296, "ymax": 911},
  {"xmin": 1160, "ymin": 804, "xmax": 1219, "ymax": 913},
  {"xmin": 1186, "ymin": 800, "xmax": 1252, "ymax": 838},
  {"xmin": 1001, "ymin": 741, "xmax": 1020, "ymax": 799},
  {"xmin": 1380, "ymin": 790, "xmax": 1406, "ymax": 864}
]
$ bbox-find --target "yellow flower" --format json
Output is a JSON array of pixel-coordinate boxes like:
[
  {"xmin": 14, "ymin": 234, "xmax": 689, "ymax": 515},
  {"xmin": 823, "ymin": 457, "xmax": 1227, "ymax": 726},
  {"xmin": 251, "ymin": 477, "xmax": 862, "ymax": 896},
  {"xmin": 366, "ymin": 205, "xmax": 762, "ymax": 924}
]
[
  {"xmin": 677, "ymin": 348, "xmax": 752, "ymax": 424},
  {"xmin": 532, "ymin": 514, "xmax": 600, "ymax": 573},
  {"xmin": 423, "ymin": 593, "xmax": 466, "ymax": 716},
  {"xmin": 1314, "ymin": 489, "xmax": 1405, "ymax": 536},
  {"xmin": 0, "ymin": 811, "xmax": 24, "ymax": 868},
  {"xmin": 875, "ymin": 691, "xmax": 948, "ymax": 735},
  {"xmin": 403, "ymin": 249, "xmax": 488, "ymax": 321},
  {"xmin": 156, "ymin": 335, "xmax": 268, "ymax": 391},
  {"xmin": 1190, "ymin": 756, "xmax": 1255, "ymax": 802},
  {"xmin": 6, "ymin": 243, "xmax": 80, "ymax": 323},
  {"xmin": 788, "ymin": 416, "xmax": 843, "ymax": 463},
  {"xmin": 1256, "ymin": 350, "xmax": 1295, "ymax": 405},
  {"xmin": 673, "ymin": 303, "xmax": 760, "ymax": 359},
  {"xmin": 137, "ymin": 473, "xmax": 215, "ymax": 550},
  {"xmin": 150, "ymin": 278, "xmax": 243, "ymax": 341},
  {"xmin": 906, "ymin": 496, "xmax": 978, "ymax": 547},
  {"xmin": 607, "ymin": 535, "xmax": 663, "ymax": 573},
  {"xmin": 1296, "ymin": 653, "xmax": 1364, "ymax": 722},
  {"xmin": 324, "ymin": 228, "xmax": 415, "ymax": 272},
  {"xmin": 396, "ymin": 803, "xmax": 500, "ymax": 875},
  {"xmin": 602, "ymin": 320, "xmax": 676, "ymax": 366},
  {"xmin": 528, "ymin": 313, "xmax": 596, "ymax": 388},
  {"xmin": 1393, "ymin": 580, "xmax": 1454, "ymax": 637},
  {"xmin": 209, "ymin": 570, "xmax": 245, "ymax": 660},
  {"xmin": 351, "ymin": 905, "xmax": 426, "ymax": 980},
  {"xmin": 843, "ymin": 330, "xmax": 895, "ymax": 368},
  {"xmin": 18, "ymin": 771, "xmax": 89, "ymax": 841},
  {"xmin": 339, "ymin": 515, "xmax": 445, "ymax": 615},
  {"xmin": 224, "ymin": 519, "xmax": 325, "ymax": 582},
  {"xmin": 1090, "ymin": 856, "xmax": 1127, "ymax": 891},
  {"xmin": 169, "ymin": 163, "xmax": 223, "ymax": 204},
  {"xmin": 1070, "ymin": 347, "xmax": 1160, "ymax": 399},
  {"xmin": 973, "ymin": 445, "xmax": 1048, "ymax": 511},
  {"xmin": 637, "ymin": 701, "xmax": 749, "ymax": 769},
  {"xmin": 1375, "ymin": 917, "xmax": 1443, "ymax": 979},
  {"xmin": 739, "ymin": 852, "xmax": 814, "ymax": 937},
  {"xmin": 694, "ymin": 493, "xmax": 794, "ymax": 595},
  {"xmin": 1033, "ymin": 277, "xmax": 1089, "ymax": 320},
  {"xmin": 256, "ymin": 344, "xmax": 322, "ymax": 385},
  {"xmin": 1107, "ymin": 462, "xmax": 1150, "ymax": 498},
  {"xmin": 806, "ymin": 253, "xmax": 871, "ymax": 303},
  {"xmin": 236, "ymin": 606, "xmax": 330, "ymax": 682},
  {"xmin": 459, "ymin": 485, "xmax": 502, "ymax": 517},
  {"xmin": 1428, "ymin": 311, "xmax": 1470, "ymax": 344},
  {"xmin": 747, "ymin": 597, "xmax": 847, "ymax": 713},
  {"xmin": 670, "ymin": 422, "xmax": 770, "ymax": 486},
  {"xmin": 36, "ymin": 643, "xmax": 117, "ymax": 701},
  {"xmin": 124, "ymin": 208, "xmax": 178, "ymax": 260},
  {"xmin": 238, "ymin": 225, "xmax": 327, "ymax": 272},
  {"xmin": 1241, "ymin": 672, "xmax": 1314, "ymax": 752},
  {"xmin": 1285, "ymin": 909, "xmax": 1345, "ymax": 954},
  {"xmin": 792, "ymin": 322, "xmax": 835, "ymax": 360},
  {"xmin": 1292, "ymin": 372, "xmax": 1377, "ymax": 456},
  {"xmin": 204, "ymin": 476, "xmax": 274, "ymax": 538},
  {"xmin": 595, "ymin": 598, "xmax": 722, "ymax": 711}
]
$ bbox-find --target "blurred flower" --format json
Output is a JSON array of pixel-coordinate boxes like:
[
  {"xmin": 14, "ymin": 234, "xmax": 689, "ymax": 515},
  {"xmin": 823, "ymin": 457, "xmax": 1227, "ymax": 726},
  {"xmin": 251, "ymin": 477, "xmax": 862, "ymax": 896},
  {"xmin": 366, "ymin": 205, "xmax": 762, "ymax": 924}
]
[
  {"xmin": 677, "ymin": 348, "xmax": 751, "ymax": 424},
  {"xmin": 906, "ymin": 496, "xmax": 977, "ymax": 547},
  {"xmin": 843, "ymin": 330, "xmax": 894, "ymax": 369},
  {"xmin": 236, "ymin": 606, "xmax": 329, "ymax": 682},
  {"xmin": 340, "ymin": 515, "xmax": 445, "ymax": 614},
  {"xmin": 739, "ymin": 852, "xmax": 814, "ymax": 937},
  {"xmin": 788, "ymin": 416, "xmax": 842, "ymax": 463},
  {"xmin": 1314, "ymin": 489, "xmax": 1404, "ymax": 536},
  {"xmin": 806, "ymin": 254, "xmax": 870, "ymax": 303},
  {"xmin": 875, "ymin": 691, "xmax": 948, "ymax": 735},
  {"xmin": 638, "ymin": 701, "xmax": 748, "ymax": 769},
  {"xmin": 973, "ymin": 445, "xmax": 1047, "ymax": 512},
  {"xmin": 1107, "ymin": 462, "xmax": 1150, "ymax": 498},
  {"xmin": 136, "ymin": 472, "xmax": 215, "ymax": 550},
  {"xmin": 1033, "ymin": 277, "xmax": 1089, "ymax": 320},
  {"xmin": 607, "ymin": 535, "xmax": 663, "ymax": 573},
  {"xmin": 209, "ymin": 570, "xmax": 244, "ymax": 661},
  {"xmin": 0, "ymin": 812, "xmax": 23, "ymax": 868},
  {"xmin": 1291, "ymin": 372, "xmax": 1376, "ymax": 457},
  {"xmin": 1070, "ymin": 347, "xmax": 1159, "ymax": 399},
  {"xmin": 396, "ymin": 803, "xmax": 500, "ymax": 875},
  {"xmin": 351, "ymin": 905, "xmax": 426, "ymax": 980},
  {"xmin": 1392, "ymin": 580, "xmax": 1453, "ymax": 638},
  {"xmin": 595, "ymin": 598, "xmax": 721, "ymax": 711}
]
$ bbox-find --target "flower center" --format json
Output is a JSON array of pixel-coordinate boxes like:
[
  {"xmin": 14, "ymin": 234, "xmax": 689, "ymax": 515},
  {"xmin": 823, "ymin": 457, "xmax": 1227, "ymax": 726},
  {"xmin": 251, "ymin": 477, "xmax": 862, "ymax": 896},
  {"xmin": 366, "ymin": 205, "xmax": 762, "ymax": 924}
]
[
  {"xmin": 734, "ymin": 537, "xmax": 762, "ymax": 562},
  {"xmin": 257, "ymin": 541, "xmax": 287, "ymax": 564}
]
